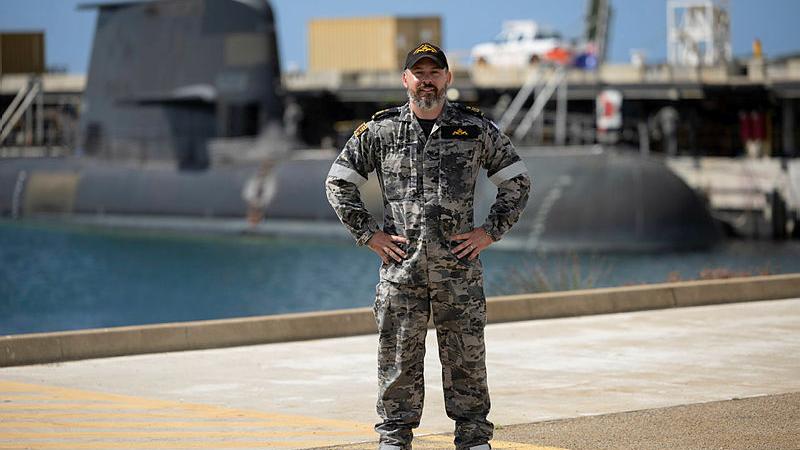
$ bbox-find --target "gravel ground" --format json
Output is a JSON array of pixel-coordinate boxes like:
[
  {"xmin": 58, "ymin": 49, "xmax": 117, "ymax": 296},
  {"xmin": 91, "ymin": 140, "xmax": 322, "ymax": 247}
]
[{"xmin": 492, "ymin": 392, "xmax": 800, "ymax": 450}]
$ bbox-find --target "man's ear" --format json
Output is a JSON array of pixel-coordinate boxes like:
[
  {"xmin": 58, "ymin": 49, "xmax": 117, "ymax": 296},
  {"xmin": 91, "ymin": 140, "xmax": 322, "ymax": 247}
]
[
  {"xmin": 446, "ymin": 70, "xmax": 453, "ymax": 85},
  {"xmin": 401, "ymin": 70, "xmax": 409, "ymax": 89}
]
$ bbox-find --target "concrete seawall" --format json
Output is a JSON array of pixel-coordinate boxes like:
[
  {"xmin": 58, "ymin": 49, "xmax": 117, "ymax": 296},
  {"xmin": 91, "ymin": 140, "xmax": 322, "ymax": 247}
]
[{"xmin": 3, "ymin": 273, "xmax": 800, "ymax": 367}]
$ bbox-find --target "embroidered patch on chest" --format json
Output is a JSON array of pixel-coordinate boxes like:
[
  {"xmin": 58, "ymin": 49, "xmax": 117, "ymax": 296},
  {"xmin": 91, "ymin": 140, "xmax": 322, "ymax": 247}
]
[{"xmin": 440, "ymin": 125, "xmax": 480, "ymax": 140}]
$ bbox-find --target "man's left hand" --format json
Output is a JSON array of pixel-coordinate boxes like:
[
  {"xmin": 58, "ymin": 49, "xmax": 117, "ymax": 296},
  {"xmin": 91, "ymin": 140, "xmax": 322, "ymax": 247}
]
[{"xmin": 449, "ymin": 227, "xmax": 494, "ymax": 260}]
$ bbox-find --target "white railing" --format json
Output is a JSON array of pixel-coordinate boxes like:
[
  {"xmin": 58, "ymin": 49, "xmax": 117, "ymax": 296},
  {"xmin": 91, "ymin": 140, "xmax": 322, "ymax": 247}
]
[
  {"xmin": 513, "ymin": 66, "xmax": 567, "ymax": 141},
  {"xmin": 0, "ymin": 77, "xmax": 43, "ymax": 145}
]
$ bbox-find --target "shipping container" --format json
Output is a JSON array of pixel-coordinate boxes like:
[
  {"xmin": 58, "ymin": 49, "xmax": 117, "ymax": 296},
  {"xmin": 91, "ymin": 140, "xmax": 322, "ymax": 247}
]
[
  {"xmin": 0, "ymin": 32, "xmax": 45, "ymax": 75},
  {"xmin": 308, "ymin": 16, "xmax": 441, "ymax": 73}
]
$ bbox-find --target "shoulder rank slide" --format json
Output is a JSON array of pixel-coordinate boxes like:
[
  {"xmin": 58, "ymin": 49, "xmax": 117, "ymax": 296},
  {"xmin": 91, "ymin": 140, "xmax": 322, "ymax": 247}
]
[
  {"xmin": 454, "ymin": 103, "xmax": 484, "ymax": 117},
  {"xmin": 371, "ymin": 107, "xmax": 400, "ymax": 121},
  {"xmin": 354, "ymin": 122, "xmax": 368, "ymax": 137},
  {"xmin": 440, "ymin": 125, "xmax": 481, "ymax": 140}
]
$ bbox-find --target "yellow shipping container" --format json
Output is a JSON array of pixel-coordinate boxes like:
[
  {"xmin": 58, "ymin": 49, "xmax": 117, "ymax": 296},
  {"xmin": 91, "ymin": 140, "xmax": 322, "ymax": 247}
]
[
  {"xmin": 0, "ymin": 32, "xmax": 45, "ymax": 75},
  {"xmin": 308, "ymin": 16, "xmax": 441, "ymax": 73}
]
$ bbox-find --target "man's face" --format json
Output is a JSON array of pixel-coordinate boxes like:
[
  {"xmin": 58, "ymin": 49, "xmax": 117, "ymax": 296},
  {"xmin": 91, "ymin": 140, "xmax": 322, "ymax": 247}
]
[{"xmin": 402, "ymin": 58, "xmax": 451, "ymax": 111}]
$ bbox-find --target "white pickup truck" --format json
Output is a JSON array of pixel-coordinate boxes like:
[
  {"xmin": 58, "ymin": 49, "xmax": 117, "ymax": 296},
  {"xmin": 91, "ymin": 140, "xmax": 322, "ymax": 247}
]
[{"xmin": 471, "ymin": 20, "xmax": 567, "ymax": 66}]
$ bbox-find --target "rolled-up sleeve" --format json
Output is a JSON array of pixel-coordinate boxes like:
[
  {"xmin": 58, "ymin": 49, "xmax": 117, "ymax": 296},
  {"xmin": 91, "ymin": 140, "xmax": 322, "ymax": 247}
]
[
  {"xmin": 325, "ymin": 126, "xmax": 380, "ymax": 246},
  {"xmin": 480, "ymin": 123, "xmax": 532, "ymax": 241}
]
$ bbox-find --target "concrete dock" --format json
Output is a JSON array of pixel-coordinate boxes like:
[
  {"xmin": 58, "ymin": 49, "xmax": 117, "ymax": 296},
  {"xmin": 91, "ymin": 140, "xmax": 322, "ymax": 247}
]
[{"xmin": 1, "ymin": 289, "xmax": 799, "ymax": 449}]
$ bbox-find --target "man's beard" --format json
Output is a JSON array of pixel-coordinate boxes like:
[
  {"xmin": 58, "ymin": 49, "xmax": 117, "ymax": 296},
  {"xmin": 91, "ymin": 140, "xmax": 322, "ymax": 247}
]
[{"xmin": 408, "ymin": 83, "xmax": 447, "ymax": 111}]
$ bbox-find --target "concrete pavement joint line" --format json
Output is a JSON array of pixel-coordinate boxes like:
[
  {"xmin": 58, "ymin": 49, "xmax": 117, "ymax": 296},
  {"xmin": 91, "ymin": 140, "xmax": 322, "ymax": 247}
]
[
  {"xmin": 0, "ymin": 380, "xmax": 374, "ymax": 449},
  {"xmin": 670, "ymin": 283, "xmax": 678, "ymax": 307},
  {"xmin": 2, "ymin": 273, "xmax": 800, "ymax": 367},
  {"xmin": 57, "ymin": 332, "xmax": 64, "ymax": 361}
]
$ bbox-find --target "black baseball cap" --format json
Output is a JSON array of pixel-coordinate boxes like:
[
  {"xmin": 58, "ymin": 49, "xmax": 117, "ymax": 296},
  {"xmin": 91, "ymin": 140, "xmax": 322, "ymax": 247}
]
[{"xmin": 404, "ymin": 42, "xmax": 449, "ymax": 70}]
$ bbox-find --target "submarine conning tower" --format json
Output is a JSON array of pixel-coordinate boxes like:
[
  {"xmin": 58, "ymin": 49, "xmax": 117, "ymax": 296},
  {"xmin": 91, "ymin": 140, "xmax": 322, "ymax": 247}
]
[{"xmin": 77, "ymin": 0, "xmax": 283, "ymax": 170}]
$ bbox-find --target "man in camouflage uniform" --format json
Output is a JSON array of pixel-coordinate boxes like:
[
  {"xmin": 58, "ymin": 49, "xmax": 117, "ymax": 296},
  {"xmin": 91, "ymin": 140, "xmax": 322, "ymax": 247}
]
[{"xmin": 325, "ymin": 43, "xmax": 530, "ymax": 450}]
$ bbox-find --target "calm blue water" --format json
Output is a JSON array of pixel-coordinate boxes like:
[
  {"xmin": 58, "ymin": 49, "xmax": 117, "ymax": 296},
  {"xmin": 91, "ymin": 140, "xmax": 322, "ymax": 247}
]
[{"xmin": 2, "ymin": 219, "xmax": 799, "ymax": 335}]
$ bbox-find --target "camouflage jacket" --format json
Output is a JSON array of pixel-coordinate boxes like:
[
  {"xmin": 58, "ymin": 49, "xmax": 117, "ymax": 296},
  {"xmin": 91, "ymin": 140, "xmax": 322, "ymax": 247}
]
[{"xmin": 325, "ymin": 101, "xmax": 531, "ymax": 285}]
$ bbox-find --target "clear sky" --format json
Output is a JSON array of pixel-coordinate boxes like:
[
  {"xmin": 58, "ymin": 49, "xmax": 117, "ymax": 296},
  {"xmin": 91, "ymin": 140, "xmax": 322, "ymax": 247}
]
[{"xmin": 1, "ymin": 0, "xmax": 798, "ymax": 74}]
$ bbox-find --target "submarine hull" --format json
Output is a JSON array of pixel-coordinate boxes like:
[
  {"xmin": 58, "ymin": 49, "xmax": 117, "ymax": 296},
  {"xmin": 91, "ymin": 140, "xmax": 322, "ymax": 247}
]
[{"xmin": 0, "ymin": 147, "xmax": 722, "ymax": 251}]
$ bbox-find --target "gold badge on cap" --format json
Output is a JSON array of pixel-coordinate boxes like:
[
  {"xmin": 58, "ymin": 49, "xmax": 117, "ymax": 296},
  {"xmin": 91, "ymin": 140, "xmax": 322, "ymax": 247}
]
[{"xmin": 414, "ymin": 43, "xmax": 438, "ymax": 54}]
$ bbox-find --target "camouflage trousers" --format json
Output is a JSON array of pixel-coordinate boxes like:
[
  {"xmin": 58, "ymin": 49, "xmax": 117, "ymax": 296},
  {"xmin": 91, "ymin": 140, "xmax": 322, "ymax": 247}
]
[{"xmin": 373, "ymin": 275, "xmax": 493, "ymax": 450}]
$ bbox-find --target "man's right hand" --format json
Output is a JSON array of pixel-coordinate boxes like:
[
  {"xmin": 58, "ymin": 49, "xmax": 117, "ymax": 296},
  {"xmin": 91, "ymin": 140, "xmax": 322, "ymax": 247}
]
[{"xmin": 367, "ymin": 231, "xmax": 409, "ymax": 264}]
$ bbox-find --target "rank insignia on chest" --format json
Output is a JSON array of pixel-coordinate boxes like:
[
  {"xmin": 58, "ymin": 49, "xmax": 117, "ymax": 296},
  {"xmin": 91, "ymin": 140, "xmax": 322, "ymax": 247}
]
[{"xmin": 440, "ymin": 125, "xmax": 480, "ymax": 140}]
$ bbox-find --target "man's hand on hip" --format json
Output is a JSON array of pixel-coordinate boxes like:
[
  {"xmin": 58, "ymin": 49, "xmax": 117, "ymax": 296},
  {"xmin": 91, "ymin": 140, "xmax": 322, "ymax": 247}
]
[
  {"xmin": 449, "ymin": 227, "xmax": 494, "ymax": 260},
  {"xmin": 367, "ymin": 231, "xmax": 409, "ymax": 264}
]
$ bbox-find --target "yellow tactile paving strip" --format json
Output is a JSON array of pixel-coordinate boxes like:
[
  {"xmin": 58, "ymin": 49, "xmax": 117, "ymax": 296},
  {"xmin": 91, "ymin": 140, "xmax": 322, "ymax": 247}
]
[
  {"xmin": 0, "ymin": 379, "xmax": 565, "ymax": 450},
  {"xmin": 0, "ymin": 379, "xmax": 371, "ymax": 449}
]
